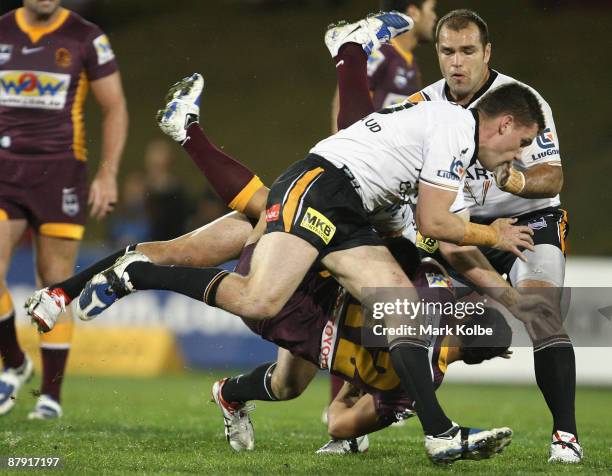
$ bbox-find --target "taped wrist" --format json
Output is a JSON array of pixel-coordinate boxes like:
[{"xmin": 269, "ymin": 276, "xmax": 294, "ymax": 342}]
[
  {"xmin": 498, "ymin": 168, "xmax": 525, "ymax": 194},
  {"xmin": 459, "ymin": 222, "xmax": 499, "ymax": 247}
]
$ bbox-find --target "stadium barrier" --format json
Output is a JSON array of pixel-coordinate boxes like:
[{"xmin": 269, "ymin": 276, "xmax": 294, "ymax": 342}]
[{"xmin": 7, "ymin": 247, "xmax": 612, "ymax": 383}]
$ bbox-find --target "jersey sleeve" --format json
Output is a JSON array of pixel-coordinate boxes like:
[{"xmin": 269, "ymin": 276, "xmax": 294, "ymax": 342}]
[
  {"xmin": 419, "ymin": 123, "xmax": 469, "ymax": 194},
  {"xmin": 82, "ymin": 25, "xmax": 118, "ymax": 81},
  {"xmin": 518, "ymin": 96, "xmax": 561, "ymax": 168}
]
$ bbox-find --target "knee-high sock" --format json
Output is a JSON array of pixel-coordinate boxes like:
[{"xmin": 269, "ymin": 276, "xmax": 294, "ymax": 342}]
[
  {"xmin": 0, "ymin": 289, "xmax": 24, "ymax": 369},
  {"xmin": 221, "ymin": 362, "xmax": 278, "ymax": 405},
  {"xmin": 40, "ymin": 320, "xmax": 74, "ymax": 403},
  {"xmin": 534, "ymin": 344, "xmax": 578, "ymax": 438},
  {"xmin": 127, "ymin": 261, "xmax": 228, "ymax": 306},
  {"xmin": 335, "ymin": 44, "xmax": 375, "ymax": 131},
  {"xmin": 182, "ymin": 124, "xmax": 264, "ymax": 213},
  {"xmin": 50, "ymin": 245, "xmax": 137, "ymax": 301},
  {"xmin": 390, "ymin": 343, "xmax": 453, "ymax": 436}
]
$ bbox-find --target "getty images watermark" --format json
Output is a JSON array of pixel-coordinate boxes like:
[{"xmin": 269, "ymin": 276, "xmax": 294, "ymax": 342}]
[{"xmin": 358, "ymin": 287, "xmax": 612, "ymax": 348}]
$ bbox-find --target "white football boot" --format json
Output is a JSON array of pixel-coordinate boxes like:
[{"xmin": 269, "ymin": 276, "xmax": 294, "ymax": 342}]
[
  {"xmin": 548, "ymin": 430, "xmax": 583, "ymax": 463},
  {"xmin": 157, "ymin": 73, "xmax": 203, "ymax": 142},
  {"xmin": 316, "ymin": 435, "xmax": 369, "ymax": 454},
  {"xmin": 25, "ymin": 287, "xmax": 68, "ymax": 333},
  {"xmin": 0, "ymin": 354, "xmax": 34, "ymax": 416},
  {"xmin": 211, "ymin": 379, "xmax": 255, "ymax": 452},
  {"xmin": 324, "ymin": 11, "xmax": 414, "ymax": 58},
  {"xmin": 28, "ymin": 394, "xmax": 63, "ymax": 420}
]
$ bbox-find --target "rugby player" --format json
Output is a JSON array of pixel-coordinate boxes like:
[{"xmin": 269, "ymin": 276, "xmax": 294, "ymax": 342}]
[
  {"xmin": 72, "ymin": 18, "xmax": 545, "ymax": 463},
  {"xmin": 25, "ymin": 12, "xmax": 537, "ymax": 464},
  {"xmin": 398, "ymin": 10, "xmax": 579, "ymax": 463},
  {"xmin": 0, "ymin": 0, "xmax": 127, "ymax": 419}
]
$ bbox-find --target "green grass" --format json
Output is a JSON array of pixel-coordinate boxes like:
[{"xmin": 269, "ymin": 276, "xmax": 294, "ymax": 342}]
[{"xmin": 1, "ymin": 373, "xmax": 611, "ymax": 474}]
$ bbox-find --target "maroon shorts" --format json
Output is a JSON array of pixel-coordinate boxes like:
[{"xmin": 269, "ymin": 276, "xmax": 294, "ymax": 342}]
[
  {"xmin": 234, "ymin": 243, "xmax": 339, "ymax": 366},
  {"xmin": 0, "ymin": 157, "xmax": 87, "ymax": 239}
]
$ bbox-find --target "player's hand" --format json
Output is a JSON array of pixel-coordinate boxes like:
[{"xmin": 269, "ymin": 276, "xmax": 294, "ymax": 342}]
[
  {"xmin": 490, "ymin": 218, "xmax": 534, "ymax": 262},
  {"xmin": 508, "ymin": 293, "xmax": 558, "ymax": 338},
  {"xmin": 89, "ymin": 170, "xmax": 118, "ymax": 220},
  {"xmin": 494, "ymin": 163, "xmax": 511, "ymax": 188}
]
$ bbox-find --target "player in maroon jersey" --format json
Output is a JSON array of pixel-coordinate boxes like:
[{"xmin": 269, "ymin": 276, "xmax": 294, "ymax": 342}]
[
  {"xmin": 331, "ymin": 0, "xmax": 437, "ymax": 131},
  {"xmin": 0, "ymin": 0, "xmax": 127, "ymax": 419}
]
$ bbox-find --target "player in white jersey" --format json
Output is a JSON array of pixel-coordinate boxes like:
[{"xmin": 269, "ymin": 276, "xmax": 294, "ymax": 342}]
[
  {"xmin": 406, "ymin": 9, "xmax": 580, "ymax": 463},
  {"xmin": 122, "ymin": 56, "xmax": 542, "ymax": 461}
]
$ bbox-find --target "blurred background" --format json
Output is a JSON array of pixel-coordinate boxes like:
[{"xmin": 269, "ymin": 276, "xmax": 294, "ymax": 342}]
[{"xmin": 4, "ymin": 0, "xmax": 611, "ymax": 381}]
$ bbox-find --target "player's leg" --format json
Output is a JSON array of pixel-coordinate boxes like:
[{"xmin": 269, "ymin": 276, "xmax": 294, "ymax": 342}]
[
  {"xmin": 320, "ymin": 245, "xmax": 504, "ymax": 463},
  {"xmin": 0, "ymin": 218, "xmax": 33, "ymax": 416},
  {"xmin": 27, "ymin": 212, "xmax": 254, "ymax": 330},
  {"xmin": 325, "ymin": 12, "xmax": 414, "ymax": 130},
  {"xmin": 508, "ymin": 209, "xmax": 580, "ymax": 463},
  {"xmin": 212, "ymin": 348, "xmax": 318, "ymax": 452},
  {"xmin": 28, "ymin": 234, "xmax": 80, "ymax": 419}
]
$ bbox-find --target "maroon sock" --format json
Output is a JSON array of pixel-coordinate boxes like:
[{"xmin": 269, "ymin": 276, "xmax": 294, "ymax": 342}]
[
  {"xmin": 40, "ymin": 348, "xmax": 69, "ymax": 403},
  {"xmin": 182, "ymin": 123, "xmax": 259, "ymax": 205},
  {"xmin": 335, "ymin": 44, "xmax": 375, "ymax": 131},
  {"xmin": 330, "ymin": 374, "xmax": 345, "ymax": 401},
  {"xmin": 0, "ymin": 312, "xmax": 25, "ymax": 369}
]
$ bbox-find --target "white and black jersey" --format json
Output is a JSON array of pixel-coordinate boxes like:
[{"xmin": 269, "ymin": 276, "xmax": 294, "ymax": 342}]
[
  {"xmin": 310, "ymin": 101, "xmax": 477, "ymax": 231},
  {"xmin": 409, "ymin": 70, "xmax": 561, "ymax": 219}
]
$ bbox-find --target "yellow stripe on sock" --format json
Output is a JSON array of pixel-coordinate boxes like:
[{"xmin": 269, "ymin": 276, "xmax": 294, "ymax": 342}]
[{"xmin": 40, "ymin": 321, "xmax": 74, "ymax": 346}]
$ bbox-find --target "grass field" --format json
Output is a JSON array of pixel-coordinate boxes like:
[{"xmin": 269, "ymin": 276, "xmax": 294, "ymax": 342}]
[{"xmin": 1, "ymin": 373, "xmax": 611, "ymax": 475}]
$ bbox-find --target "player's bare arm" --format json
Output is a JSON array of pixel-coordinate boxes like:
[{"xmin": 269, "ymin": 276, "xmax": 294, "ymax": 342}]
[
  {"xmin": 416, "ymin": 182, "xmax": 534, "ymax": 261},
  {"xmin": 495, "ymin": 162, "xmax": 563, "ymax": 198},
  {"xmin": 89, "ymin": 71, "xmax": 128, "ymax": 220}
]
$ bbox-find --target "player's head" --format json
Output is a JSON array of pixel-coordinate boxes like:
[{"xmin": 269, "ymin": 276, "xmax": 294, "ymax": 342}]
[
  {"xmin": 435, "ymin": 9, "xmax": 491, "ymax": 103},
  {"xmin": 23, "ymin": 0, "xmax": 62, "ymax": 20},
  {"xmin": 381, "ymin": 0, "xmax": 438, "ymax": 43},
  {"xmin": 459, "ymin": 307, "xmax": 512, "ymax": 365},
  {"xmin": 475, "ymin": 83, "xmax": 545, "ymax": 170}
]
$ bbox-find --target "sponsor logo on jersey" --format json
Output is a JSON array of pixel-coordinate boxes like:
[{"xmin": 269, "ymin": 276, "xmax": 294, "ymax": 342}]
[
  {"xmin": 436, "ymin": 157, "xmax": 465, "ymax": 181},
  {"xmin": 527, "ymin": 216, "xmax": 547, "ymax": 230},
  {"xmin": 21, "ymin": 46, "xmax": 44, "ymax": 55},
  {"xmin": 0, "ymin": 70, "xmax": 70, "ymax": 110},
  {"xmin": 300, "ymin": 207, "xmax": 336, "ymax": 244},
  {"xmin": 62, "ymin": 187, "xmax": 79, "ymax": 217},
  {"xmin": 55, "ymin": 47, "xmax": 72, "ymax": 68},
  {"xmin": 532, "ymin": 128, "xmax": 560, "ymax": 161},
  {"xmin": 0, "ymin": 44, "xmax": 13, "ymax": 65},
  {"xmin": 93, "ymin": 34, "xmax": 115, "ymax": 65},
  {"xmin": 425, "ymin": 273, "xmax": 451, "ymax": 288},
  {"xmin": 416, "ymin": 232, "xmax": 439, "ymax": 254},
  {"xmin": 265, "ymin": 203, "xmax": 280, "ymax": 222}
]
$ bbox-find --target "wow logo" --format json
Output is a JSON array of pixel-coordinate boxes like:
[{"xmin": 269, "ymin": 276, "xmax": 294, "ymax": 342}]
[{"xmin": 0, "ymin": 70, "xmax": 71, "ymax": 110}]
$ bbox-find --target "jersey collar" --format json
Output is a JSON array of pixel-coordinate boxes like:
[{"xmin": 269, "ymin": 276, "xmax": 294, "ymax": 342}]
[
  {"xmin": 444, "ymin": 68, "xmax": 499, "ymax": 108},
  {"xmin": 15, "ymin": 7, "xmax": 70, "ymax": 44},
  {"xmin": 470, "ymin": 109, "xmax": 480, "ymax": 167}
]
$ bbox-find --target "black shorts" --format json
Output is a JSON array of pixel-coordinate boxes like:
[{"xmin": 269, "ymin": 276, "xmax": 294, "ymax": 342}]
[
  {"xmin": 265, "ymin": 154, "xmax": 383, "ymax": 257},
  {"xmin": 417, "ymin": 206, "xmax": 569, "ymax": 280}
]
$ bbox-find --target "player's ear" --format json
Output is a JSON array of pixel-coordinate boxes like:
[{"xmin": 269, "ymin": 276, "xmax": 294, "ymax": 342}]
[
  {"xmin": 406, "ymin": 4, "xmax": 421, "ymax": 22},
  {"xmin": 483, "ymin": 42, "xmax": 492, "ymax": 64},
  {"xmin": 499, "ymin": 114, "xmax": 514, "ymax": 135}
]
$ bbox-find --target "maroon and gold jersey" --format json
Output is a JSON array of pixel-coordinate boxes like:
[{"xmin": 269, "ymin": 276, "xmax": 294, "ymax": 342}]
[
  {"xmin": 367, "ymin": 40, "xmax": 422, "ymax": 110},
  {"xmin": 0, "ymin": 7, "xmax": 118, "ymax": 161}
]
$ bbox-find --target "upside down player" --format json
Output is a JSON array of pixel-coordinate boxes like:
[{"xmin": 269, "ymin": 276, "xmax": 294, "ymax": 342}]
[{"xmin": 0, "ymin": 0, "xmax": 127, "ymax": 419}]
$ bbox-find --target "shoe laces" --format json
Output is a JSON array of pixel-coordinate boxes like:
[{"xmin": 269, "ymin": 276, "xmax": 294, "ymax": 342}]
[{"xmin": 49, "ymin": 289, "xmax": 67, "ymax": 313}]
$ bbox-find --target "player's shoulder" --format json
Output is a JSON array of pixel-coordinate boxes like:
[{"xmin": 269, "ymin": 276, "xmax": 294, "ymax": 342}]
[
  {"xmin": 490, "ymin": 71, "xmax": 553, "ymax": 110},
  {"xmin": 0, "ymin": 9, "xmax": 17, "ymax": 26},
  {"xmin": 63, "ymin": 9, "xmax": 106, "ymax": 39},
  {"xmin": 407, "ymin": 77, "xmax": 446, "ymax": 103}
]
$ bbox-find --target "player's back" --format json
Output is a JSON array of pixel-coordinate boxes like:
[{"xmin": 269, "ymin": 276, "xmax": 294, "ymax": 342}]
[{"xmin": 310, "ymin": 101, "xmax": 476, "ymax": 214}]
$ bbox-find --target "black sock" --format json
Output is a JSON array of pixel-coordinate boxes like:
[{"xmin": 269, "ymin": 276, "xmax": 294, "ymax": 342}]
[
  {"xmin": 51, "ymin": 244, "xmax": 137, "ymax": 300},
  {"xmin": 221, "ymin": 362, "xmax": 278, "ymax": 404},
  {"xmin": 534, "ymin": 344, "xmax": 577, "ymax": 438},
  {"xmin": 390, "ymin": 343, "xmax": 453, "ymax": 436},
  {"xmin": 127, "ymin": 262, "xmax": 228, "ymax": 304}
]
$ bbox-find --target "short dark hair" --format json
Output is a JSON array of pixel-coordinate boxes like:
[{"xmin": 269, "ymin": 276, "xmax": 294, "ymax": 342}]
[
  {"xmin": 476, "ymin": 83, "xmax": 546, "ymax": 132},
  {"xmin": 460, "ymin": 307, "xmax": 512, "ymax": 365},
  {"xmin": 435, "ymin": 9, "xmax": 489, "ymax": 46},
  {"xmin": 380, "ymin": 0, "xmax": 427, "ymax": 12}
]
